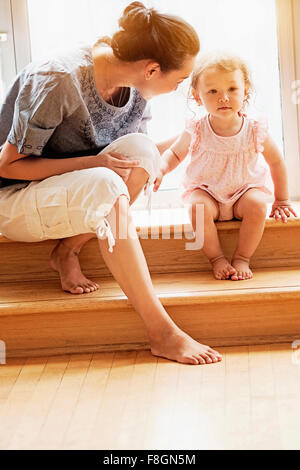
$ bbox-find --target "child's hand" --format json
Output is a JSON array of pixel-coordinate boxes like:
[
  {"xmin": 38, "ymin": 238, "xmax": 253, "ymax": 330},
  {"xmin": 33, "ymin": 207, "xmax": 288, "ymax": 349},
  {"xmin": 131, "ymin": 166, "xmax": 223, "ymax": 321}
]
[
  {"xmin": 153, "ymin": 170, "xmax": 164, "ymax": 192},
  {"xmin": 269, "ymin": 200, "xmax": 298, "ymax": 223}
]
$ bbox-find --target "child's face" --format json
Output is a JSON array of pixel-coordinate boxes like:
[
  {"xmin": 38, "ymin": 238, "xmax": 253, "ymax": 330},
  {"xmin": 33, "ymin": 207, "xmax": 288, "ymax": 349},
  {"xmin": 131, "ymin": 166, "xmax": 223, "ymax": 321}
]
[{"xmin": 194, "ymin": 67, "xmax": 248, "ymax": 118}]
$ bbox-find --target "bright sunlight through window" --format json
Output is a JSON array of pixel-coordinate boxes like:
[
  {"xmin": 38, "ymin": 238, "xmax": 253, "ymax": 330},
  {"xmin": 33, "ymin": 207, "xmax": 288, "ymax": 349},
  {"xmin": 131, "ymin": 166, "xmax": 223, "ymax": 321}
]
[{"xmin": 27, "ymin": 0, "xmax": 282, "ymax": 196}]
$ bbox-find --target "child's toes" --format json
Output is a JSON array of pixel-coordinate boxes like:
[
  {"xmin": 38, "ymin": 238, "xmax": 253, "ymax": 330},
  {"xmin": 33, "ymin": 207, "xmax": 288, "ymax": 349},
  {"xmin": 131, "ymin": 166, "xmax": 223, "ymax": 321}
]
[{"xmin": 229, "ymin": 266, "xmax": 236, "ymax": 276}]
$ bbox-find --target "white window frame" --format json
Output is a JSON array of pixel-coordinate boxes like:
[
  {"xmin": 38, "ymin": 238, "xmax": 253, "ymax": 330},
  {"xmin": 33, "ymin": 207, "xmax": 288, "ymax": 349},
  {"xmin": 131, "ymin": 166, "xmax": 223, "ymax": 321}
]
[
  {"xmin": 276, "ymin": 0, "xmax": 300, "ymax": 199},
  {"xmin": 0, "ymin": 0, "xmax": 17, "ymax": 98},
  {"xmin": 0, "ymin": 0, "xmax": 31, "ymax": 75},
  {"xmin": 2, "ymin": 0, "xmax": 300, "ymax": 204}
]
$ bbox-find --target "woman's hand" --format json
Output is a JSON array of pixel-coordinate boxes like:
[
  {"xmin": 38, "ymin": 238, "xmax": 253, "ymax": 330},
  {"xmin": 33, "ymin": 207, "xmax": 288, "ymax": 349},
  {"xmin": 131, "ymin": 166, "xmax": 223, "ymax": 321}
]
[
  {"xmin": 153, "ymin": 170, "xmax": 164, "ymax": 192},
  {"xmin": 98, "ymin": 152, "xmax": 140, "ymax": 182},
  {"xmin": 269, "ymin": 200, "xmax": 298, "ymax": 223}
]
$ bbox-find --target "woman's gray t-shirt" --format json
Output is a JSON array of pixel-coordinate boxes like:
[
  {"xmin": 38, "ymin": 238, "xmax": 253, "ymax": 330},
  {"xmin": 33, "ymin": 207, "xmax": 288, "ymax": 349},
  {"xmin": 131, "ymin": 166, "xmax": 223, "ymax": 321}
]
[{"xmin": 0, "ymin": 46, "xmax": 151, "ymax": 187}]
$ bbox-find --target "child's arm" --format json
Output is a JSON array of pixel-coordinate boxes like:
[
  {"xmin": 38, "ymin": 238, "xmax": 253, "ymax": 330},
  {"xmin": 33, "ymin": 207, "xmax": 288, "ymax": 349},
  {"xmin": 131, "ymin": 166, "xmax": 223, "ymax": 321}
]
[
  {"xmin": 156, "ymin": 135, "xmax": 179, "ymax": 155},
  {"xmin": 153, "ymin": 130, "xmax": 191, "ymax": 192},
  {"xmin": 262, "ymin": 134, "xmax": 297, "ymax": 223}
]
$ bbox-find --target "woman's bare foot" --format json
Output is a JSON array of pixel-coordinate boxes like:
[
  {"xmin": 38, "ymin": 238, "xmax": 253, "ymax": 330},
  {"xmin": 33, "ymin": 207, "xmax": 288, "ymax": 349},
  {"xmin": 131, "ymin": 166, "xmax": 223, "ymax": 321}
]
[
  {"xmin": 149, "ymin": 327, "xmax": 222, "ymax": 365},
  {"xmin": 50, "ymin": 240, "xmax": 99, "ymax": 294},
  {"xmin": 231, "ymin": 255, "xmax": 253, "ymax": 281},
  {"xmin": 210, "ymin": 255, "xmax": 236, "ymax": 280}
]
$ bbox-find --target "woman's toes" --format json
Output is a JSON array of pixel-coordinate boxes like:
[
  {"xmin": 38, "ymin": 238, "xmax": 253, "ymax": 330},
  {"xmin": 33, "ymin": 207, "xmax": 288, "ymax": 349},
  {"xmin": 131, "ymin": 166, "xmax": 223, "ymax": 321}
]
[
  {"xmin": 203, "ymin": 354, "xmax": 213, "ymax": 364},
  {"xmin": 70, "ymin": 286, "xmax": 84, "ymax": 294},
  {"xmin": 88, "ymin": 283, "xmax": 97, "ymax": 291},
  {"xmin": 196, "ymin": 353, "xmax": 211, "ymax": 364},
  {"xmin": 206, "ymin": 351, "xmax": 218, "ymax": 362},
  {"xmin": 208, "ymin": 347, "xmax": 222, "ymax": 359},
  {"xmin": 186, "ymin": 355, "xmax": 199, "ymax": 365},
  {"xmin": 209, "ymin": 355, "xmax": 218, "ymax": 363},
  {"xmin": 195, "ymin": 355, "xmax": 205, "ymax": 365}
]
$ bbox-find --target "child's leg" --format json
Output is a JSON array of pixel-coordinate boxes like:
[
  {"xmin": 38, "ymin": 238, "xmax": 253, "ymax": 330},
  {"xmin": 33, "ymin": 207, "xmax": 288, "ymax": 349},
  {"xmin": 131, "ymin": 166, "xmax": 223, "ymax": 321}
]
[
  {"xmin": 231, "ymin": 188, "xmax": 268, "ymax": 280},
  {"xmin": 98, "ymin": 195, "xmax": 222, "ymax": 365},
  {"xmin": 187, "ymin": 189, "xmax": 236, "ymax": 280}
]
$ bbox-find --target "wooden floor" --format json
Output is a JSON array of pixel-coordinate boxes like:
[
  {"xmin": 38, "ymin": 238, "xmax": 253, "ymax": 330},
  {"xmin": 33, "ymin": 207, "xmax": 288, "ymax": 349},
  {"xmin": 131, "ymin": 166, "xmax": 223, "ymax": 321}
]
[{"xmin": 1, "ymin": 343, "xmax": 300, "ymax": 450}]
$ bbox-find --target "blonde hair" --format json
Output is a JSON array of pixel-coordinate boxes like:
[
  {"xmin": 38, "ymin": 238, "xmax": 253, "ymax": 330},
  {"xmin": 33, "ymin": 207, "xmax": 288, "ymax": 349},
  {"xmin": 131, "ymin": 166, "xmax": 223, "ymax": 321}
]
[{"xmin": 190, "ymin": 51, "xmax": 254, "ymax": 105}]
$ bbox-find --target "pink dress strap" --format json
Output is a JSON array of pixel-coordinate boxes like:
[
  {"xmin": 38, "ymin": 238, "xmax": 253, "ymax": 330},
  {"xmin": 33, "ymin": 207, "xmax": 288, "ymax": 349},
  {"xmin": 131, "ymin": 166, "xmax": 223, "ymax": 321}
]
[
  {"xmin": 185, "ymin": 117, "xmax": 201, "ymax": 154},
  {"xmin": 253, "ymin": 117, "xmax": 268, "ymax": 153}
]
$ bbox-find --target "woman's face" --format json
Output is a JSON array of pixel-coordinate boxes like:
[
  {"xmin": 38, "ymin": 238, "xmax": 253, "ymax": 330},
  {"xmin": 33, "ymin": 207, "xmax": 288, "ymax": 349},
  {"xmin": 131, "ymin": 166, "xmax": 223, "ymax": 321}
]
[{"xmin": 138, "ymin": 55, "xmax": 197, "ymax": 100}]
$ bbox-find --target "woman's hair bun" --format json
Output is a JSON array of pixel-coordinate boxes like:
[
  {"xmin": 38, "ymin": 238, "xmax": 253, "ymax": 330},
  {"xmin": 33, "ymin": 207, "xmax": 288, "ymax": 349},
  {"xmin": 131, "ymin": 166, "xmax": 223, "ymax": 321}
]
[
  {"xmin": 119, "ymin": 1, "xmax": 153, "ymax": 32},
  {"xmin": 95, "ymin": 1, "xmax": 199, "ymax": 72}
]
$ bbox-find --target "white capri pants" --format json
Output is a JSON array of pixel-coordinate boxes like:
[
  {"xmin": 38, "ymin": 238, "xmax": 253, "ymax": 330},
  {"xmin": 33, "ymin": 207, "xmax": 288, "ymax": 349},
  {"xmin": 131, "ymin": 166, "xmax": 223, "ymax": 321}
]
[{"xmin": 0, "ymin": 133, "xmax": 160, "ymax": 252}]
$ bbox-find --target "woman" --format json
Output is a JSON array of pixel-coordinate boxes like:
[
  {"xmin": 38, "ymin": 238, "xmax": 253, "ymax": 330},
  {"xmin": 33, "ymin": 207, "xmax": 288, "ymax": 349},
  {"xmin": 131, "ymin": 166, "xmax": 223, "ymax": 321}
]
[{"xmin": 0, "ymin": 2, "xmax": 222, "ymax": 365}]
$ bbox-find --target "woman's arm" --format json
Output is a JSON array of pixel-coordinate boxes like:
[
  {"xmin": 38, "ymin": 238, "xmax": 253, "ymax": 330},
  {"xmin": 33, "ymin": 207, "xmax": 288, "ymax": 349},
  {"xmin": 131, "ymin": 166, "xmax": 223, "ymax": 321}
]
[
  {"xmin": 0, "ymin": 142, "xmax": 140, "ymax": 182},
  {"xmin": 262, "ymin": 134, "xmax": 297, "ymax": 222},
  {"xmin": 153, "ymin": 130, "xmax": 191, "ymax": 192}
]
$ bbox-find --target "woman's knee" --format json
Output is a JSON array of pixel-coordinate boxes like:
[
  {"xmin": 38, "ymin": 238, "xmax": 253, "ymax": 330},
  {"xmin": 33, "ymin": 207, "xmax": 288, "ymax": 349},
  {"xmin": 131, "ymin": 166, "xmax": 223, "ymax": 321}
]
[
  {"xmin": 105, "ymin": 133, "xmax": 161, "ymax": 183},
  {"xmin": 115, "ymin": 133, "xmax": 159, "ymax": 157}
]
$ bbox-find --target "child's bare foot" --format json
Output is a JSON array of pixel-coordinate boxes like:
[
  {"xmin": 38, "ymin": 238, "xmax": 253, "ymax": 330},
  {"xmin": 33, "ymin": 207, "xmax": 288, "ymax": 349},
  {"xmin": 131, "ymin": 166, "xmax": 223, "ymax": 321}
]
[
  {"xmin": 231, "ymin": 255, "xmax": 253, "ymax": 281},
  {"xmin": 50, "ymin": 240, "xmax": 99, "ymax": 294},
  {"xmin": 210, "ymin": 255, "xmax": 236, "ymax": 280},
  {"xmin": 149, "ymin": 327, "xmax": 222, "ymax": 365}
]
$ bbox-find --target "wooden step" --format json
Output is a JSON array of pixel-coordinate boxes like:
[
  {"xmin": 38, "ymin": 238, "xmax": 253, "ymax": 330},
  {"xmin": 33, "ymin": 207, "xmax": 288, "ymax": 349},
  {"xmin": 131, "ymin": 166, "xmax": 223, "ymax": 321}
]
[
  {"xmin": 0, "ymin": 203, "xmax": 300, "ymax": 282},
  {"xmin": 1, "ymin": 266, "xmax": 300, "ymax": 358}
]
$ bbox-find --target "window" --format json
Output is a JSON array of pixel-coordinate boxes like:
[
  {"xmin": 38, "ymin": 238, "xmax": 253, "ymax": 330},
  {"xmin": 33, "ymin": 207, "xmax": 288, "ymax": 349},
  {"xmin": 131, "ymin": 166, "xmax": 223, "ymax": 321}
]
[{"xmin": 1, "ymin": 0, "xmax": 300, "ymax": 203}]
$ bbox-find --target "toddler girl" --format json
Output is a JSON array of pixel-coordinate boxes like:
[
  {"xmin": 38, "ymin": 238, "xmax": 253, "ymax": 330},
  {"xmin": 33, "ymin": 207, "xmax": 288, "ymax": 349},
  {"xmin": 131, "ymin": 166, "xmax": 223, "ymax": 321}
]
[{"xmin": 154, "ymin": 52, "xmax": 297, "ymax": 281}]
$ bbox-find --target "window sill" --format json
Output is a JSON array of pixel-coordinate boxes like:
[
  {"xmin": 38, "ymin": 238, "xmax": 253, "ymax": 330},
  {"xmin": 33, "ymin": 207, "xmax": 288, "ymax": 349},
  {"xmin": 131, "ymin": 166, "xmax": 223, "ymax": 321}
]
[
  {"xmin": 0, "ymin": 202, "xmax": 299, "ymax": 244},
  {"xmin": 132, "ymin": 201, "xmax": 300, "ymax": 238}
]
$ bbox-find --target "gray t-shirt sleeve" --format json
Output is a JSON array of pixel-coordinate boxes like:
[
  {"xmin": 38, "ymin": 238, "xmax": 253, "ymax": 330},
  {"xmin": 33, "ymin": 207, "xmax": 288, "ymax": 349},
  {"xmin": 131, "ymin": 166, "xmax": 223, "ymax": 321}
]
[
  {"xmin": 7, "ymin": 72, "xmax": 78, "ymax": 156},
  {"xmin": 138, "ymin": 103, "xmax": 152, "ymax": 134}
]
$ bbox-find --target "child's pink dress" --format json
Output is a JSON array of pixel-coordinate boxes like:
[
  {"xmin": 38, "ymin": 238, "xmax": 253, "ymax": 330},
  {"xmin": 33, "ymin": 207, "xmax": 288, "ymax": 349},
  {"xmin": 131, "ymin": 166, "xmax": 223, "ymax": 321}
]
[{"xmin": 181, "ymin": 114, "xmax": 273, "ymax": 221}]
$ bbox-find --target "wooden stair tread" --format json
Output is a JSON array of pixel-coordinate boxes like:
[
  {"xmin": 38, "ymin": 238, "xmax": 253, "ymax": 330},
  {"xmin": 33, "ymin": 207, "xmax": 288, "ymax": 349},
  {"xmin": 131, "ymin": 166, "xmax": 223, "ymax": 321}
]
[
  {"xmin": 1, "ymin": 201, "xmax": 300, "ymax": 244},
  {"xmin": 1, "ymin": 267, "xmax": 299, "ymax": 314},
  {"xmin": 1, "ymin": 266, "xmax": 300, "ymax": 357}
]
